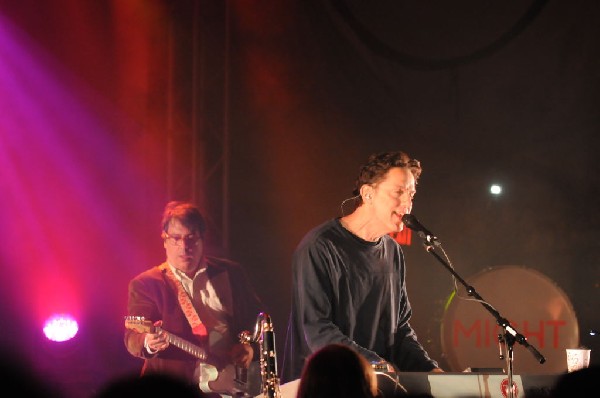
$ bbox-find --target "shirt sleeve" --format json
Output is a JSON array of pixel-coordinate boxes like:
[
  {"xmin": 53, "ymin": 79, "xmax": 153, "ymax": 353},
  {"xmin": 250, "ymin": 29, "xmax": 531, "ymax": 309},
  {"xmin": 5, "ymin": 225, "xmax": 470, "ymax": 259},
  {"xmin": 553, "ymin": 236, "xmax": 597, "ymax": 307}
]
[
  {"xmin": 390, "ymin": 255, "xmax": 439, "ymax": 371},
  {"xmin": 124, "ymin": 276, "xmax": 161, "ymax": 359},
  {"xmin": 392, "ymin": 322, "xmax": 439, "ymax": 371}
]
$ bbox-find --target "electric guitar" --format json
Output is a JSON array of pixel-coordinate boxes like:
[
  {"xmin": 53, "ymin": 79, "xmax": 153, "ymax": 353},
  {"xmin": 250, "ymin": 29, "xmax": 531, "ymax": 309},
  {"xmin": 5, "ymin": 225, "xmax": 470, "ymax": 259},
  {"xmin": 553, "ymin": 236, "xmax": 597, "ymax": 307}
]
[{"xmin": 124, "ymin": 316, "xmax": 256, "ymax": 396}]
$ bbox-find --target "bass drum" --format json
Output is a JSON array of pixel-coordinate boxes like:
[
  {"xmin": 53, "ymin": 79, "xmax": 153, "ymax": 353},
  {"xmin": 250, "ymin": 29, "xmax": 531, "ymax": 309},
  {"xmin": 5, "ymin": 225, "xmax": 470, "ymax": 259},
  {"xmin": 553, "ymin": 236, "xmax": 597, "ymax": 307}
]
[{"xmin": 440, "ymin": 265, "xmax": 579, "ymax": 374}]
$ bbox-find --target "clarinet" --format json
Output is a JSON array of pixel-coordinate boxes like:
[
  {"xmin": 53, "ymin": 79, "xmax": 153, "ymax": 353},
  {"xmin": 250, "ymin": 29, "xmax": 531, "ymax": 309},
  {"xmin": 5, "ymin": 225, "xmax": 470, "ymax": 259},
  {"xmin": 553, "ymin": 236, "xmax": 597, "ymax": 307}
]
[{"xmin": 239, "ymin": 312, "xmax": 281, "ymax": 398}]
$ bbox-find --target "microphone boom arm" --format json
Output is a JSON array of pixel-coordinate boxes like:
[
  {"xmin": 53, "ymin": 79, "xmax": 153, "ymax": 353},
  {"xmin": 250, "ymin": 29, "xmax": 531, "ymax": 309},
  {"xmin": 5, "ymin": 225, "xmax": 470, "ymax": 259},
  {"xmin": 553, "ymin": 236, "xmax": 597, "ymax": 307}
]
[
  {"xmin": 422, "ymin": 243, "xmax": 546, "ymax": 365},
  {"xmin": 400, "ymin": 212, "xmax": 546, "ymax": 392}
]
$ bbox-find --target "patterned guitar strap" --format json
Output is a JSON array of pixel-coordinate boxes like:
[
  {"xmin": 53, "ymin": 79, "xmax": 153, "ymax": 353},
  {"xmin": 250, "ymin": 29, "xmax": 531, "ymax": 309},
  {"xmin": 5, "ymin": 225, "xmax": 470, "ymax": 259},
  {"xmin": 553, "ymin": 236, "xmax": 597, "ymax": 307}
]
[
  {"xmin": 159, "ymin": 263, "xmax": 208, "ymax": 342},
  {"xmin": 160, "ymin": 263, "xmax": 234, "ymax": 394}
]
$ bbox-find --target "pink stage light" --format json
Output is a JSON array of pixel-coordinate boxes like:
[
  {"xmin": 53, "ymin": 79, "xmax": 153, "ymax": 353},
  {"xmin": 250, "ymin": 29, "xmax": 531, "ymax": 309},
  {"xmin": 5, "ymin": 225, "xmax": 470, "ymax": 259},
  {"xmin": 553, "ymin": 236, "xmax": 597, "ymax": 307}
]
[{"xmin": 43, "ymin": 314, "xmax": 79, "ymax": 342}]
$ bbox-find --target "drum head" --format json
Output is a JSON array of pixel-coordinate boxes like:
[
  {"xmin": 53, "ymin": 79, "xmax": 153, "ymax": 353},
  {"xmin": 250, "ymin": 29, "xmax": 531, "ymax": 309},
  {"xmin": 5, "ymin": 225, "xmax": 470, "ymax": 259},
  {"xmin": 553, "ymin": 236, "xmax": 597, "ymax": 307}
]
[{"xmin": 440, "ymin": 265, "xmax": 579, "ymax": 374}]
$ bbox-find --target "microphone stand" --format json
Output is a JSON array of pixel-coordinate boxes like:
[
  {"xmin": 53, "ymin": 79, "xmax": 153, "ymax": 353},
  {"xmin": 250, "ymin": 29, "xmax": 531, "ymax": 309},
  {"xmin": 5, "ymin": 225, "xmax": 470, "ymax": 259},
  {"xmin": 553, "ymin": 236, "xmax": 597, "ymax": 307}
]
[{"xmin": 417, "ymin": 235, "xmax": 546, "ymax": 398}]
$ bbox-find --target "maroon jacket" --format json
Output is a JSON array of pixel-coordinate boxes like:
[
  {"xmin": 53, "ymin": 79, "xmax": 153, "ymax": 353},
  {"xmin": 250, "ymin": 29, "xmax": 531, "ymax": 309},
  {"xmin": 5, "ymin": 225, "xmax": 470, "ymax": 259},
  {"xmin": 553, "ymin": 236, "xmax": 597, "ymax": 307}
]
[{"xmin": 124, "ymin": 256, "xmax": 264, "ymax": 384}]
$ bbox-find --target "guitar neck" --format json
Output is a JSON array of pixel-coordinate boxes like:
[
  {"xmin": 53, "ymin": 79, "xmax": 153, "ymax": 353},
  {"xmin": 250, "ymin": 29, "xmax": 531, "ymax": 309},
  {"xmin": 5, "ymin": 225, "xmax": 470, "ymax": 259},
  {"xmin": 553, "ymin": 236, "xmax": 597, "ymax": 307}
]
[
  {"xmin": 124, "ymin": 317, "xmax": 208, "ymax": 362},
  {"xmin": 165, "ymin": 331, "xmax": 207, "ymax": 361}
]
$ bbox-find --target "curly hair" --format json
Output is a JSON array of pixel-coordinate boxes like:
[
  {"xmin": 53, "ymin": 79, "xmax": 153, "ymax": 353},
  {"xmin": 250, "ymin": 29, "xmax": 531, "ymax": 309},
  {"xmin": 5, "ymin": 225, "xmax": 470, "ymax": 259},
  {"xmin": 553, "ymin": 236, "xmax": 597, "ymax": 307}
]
[{"xmin": 352, "ymin": 151, "xmax": 422, "ymax": 198}]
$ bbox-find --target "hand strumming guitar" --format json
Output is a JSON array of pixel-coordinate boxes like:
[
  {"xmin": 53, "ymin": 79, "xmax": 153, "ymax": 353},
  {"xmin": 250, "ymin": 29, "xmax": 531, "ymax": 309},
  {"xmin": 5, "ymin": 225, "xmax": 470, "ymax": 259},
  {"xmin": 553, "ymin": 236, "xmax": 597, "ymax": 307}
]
[{"xmin": 230, "ymin": 342, "xmax": 254, "ymax": 368}]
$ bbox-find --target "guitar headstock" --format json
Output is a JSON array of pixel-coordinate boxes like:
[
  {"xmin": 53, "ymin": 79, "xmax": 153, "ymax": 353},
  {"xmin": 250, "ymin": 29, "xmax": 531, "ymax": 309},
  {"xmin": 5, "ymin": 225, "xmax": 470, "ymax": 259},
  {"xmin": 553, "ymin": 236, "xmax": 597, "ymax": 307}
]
[{"xmin": 124, "ymin": 316, "xmax": 156, "ymax": 334}]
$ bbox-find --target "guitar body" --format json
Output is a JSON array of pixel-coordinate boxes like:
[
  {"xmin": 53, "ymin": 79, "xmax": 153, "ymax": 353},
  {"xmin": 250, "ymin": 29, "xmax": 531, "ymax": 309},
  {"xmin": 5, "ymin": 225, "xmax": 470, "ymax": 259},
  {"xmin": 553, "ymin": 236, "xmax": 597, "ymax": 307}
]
[
  {"xmin": 197, "ymin": 362, "xmax": 219, "ymax": 392},
  {"xmin": 125, "ymin": 316, "xmax": 259, "ymax": 397},
  {"xmin": 196, "ymin": 361, "xmax": 260, "ymax": 397}
]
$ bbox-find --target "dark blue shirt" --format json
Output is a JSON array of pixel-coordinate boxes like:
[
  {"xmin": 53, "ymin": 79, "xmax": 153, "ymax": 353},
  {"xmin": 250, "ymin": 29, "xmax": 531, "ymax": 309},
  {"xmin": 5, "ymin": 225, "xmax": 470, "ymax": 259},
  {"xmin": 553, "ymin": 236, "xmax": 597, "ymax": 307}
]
[{"xmin": 282, "ymin": 218, "xmax": 438, "ymax": 382}]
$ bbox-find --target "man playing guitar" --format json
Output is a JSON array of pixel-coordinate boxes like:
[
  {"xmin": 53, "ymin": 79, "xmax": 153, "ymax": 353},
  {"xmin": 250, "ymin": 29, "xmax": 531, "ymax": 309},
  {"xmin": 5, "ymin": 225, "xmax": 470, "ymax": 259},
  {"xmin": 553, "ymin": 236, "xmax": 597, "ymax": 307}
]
[{"xmin": 124, "ymin": 201, "xmax": 264, "ymax": 397}]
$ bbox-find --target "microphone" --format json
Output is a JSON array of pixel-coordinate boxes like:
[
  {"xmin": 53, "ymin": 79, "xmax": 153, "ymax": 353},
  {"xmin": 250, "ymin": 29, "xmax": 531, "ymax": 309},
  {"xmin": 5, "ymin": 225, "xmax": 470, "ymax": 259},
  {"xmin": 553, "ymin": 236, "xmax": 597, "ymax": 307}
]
[{"xmin": 401, "ymin": 214, "xmax": 438, "ymax": 243}]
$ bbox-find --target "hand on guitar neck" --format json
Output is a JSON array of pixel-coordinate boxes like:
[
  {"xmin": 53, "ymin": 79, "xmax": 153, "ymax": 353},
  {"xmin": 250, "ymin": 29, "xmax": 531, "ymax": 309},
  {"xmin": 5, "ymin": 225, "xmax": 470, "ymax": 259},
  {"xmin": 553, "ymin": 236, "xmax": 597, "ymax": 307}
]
[{"xmin": 143, "ymin": 320, "xmax": 170, "ymax": 354}]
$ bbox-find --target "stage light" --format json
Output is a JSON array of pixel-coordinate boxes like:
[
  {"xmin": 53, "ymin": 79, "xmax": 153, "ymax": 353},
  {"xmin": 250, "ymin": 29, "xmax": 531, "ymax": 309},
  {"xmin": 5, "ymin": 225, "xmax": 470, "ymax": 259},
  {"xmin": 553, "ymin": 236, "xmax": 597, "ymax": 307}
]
[
  {"xmin": 43, "ymin": 314, "xmax": 79, "ymax": 342},
  {"xmin": 490, "ymin": 184, "xmax": 502, "ymax": 195}
]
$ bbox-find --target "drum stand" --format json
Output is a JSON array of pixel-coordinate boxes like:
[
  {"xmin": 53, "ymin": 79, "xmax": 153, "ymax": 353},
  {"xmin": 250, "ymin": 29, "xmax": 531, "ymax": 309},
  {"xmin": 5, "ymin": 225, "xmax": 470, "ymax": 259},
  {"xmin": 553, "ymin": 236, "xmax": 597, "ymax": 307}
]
[{"xmin": 415, "ymin": 233, "xmax": 546, "ymax": 398}]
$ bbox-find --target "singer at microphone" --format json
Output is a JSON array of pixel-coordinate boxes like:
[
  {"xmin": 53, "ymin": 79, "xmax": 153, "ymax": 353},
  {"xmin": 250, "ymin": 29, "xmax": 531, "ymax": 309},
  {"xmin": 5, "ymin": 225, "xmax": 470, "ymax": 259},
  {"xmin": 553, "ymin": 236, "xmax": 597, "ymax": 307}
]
[
  {"xmin": 282, "ymin": 150, "xmax": 444, "ymax": 384},
  {"xmin": 401, "ymin": 213, "xmax": 439, "ymax": 243}
]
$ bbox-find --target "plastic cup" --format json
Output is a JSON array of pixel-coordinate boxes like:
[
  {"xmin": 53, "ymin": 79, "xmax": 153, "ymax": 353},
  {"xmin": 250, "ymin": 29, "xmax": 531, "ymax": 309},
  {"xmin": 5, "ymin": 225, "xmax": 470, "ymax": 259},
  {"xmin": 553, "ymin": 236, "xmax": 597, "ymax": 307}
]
[{"xmin": 565, "ymin": 348, "xmax": 591, "ymax": 372}]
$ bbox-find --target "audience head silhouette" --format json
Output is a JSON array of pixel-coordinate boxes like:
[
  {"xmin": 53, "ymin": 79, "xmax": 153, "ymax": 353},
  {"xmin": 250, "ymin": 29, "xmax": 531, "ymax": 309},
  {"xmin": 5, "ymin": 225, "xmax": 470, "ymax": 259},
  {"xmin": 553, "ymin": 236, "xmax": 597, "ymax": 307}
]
[
  {"xmin": 550, "ymin": 364, "xmax": 599, "ymax": 397},
  {"xmin": 0, "ymin": 346, "xmax": 63, "ymax": 397},
  {"xmin": 296, "ymin": 343, "xmax": 378, "ymax": 398},
  {"xmin": 95, "ymin": 373, "xmax": 205, "ymax": 397}
]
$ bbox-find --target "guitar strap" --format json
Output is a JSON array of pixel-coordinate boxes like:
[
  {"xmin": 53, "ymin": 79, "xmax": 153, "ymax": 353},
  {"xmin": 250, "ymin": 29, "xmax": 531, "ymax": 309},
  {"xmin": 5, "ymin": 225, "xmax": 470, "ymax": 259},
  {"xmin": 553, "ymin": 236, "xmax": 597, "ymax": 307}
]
[{"xmin": 159, "ymin": 263, "xmax": 208, "ymax": 342}]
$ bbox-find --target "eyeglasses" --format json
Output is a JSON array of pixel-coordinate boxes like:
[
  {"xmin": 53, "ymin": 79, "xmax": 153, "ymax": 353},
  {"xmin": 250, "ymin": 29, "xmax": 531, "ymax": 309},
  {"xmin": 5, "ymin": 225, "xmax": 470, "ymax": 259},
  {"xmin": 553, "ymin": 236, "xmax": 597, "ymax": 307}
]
[{"xmin": 163, "ymin": 232, "xmax": 201, "ymax": 247}]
